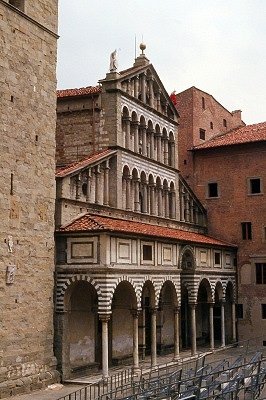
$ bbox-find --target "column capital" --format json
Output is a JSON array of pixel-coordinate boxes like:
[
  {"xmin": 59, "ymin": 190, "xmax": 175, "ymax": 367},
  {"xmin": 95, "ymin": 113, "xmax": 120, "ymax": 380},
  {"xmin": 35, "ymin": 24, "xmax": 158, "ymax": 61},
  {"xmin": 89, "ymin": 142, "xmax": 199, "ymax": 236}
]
[
  {"xmin": 131, "ymin": 309, "xmax": 141, "ymax": 318},
  {"xmin": 99, "ymin": 314, "xmax": 111, "ymax": 322},
  {"xmin": 174, "ymin": 306, "xmax": 181, "ymax": 314},
  {"xmin": 150, "ymin": 307, "xmax": 158, "ymax": 315},
  {"xmin": 189, "ymin": 302, "xmax": 197, "ymax": 309},
  {"xmin": 131, "ymin": 120, "xmax": 139, "ymax": 127},
  {"xmin": 122, "ymin": 116, "xmax": 131, "ymax": 122}
]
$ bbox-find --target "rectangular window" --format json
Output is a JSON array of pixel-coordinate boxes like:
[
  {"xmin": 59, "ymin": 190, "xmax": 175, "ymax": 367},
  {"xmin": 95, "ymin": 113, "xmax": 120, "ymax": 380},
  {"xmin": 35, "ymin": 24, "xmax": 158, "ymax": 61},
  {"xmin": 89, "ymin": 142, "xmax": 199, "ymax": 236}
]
[
  {"xmin": 236, "ymin": 304, "xmax": 243, "ymax": 319},
  {"xmin": 262, "ymin": 304, "xmax": 266, "ymax": 319},
  {"xmin": 256, "ymin": 263, "xmax": 266, "ymax": 284},
  {"xmin": 143, "ymin": 244, "xmax": 153, "ymax": 261},
  {"xmin": 199, "ymin": 128, "xmax": 206, "ymax": 140},
  {"xmin": 241, "ymin": 222, "xmax": 252, "ymax": 240},
  {"xmin": 208, "ymin": 182, "xmax": 218, "ymax": 198},
  {"xmin": 210, "ymin": 122, "xmax": 213, "ymax": 129},
  {"xmin": 214, "ymin": 251, "xmax": 221, "ymax": 265},
  {"xmin": 249, "ymin": 178, "xmax": 262, "ymax": 194},
  {"xmin": 202, "ymin": 97, "xmax": 205, "ymax": 109},
  {"xmin": 223, "ymin": 119, "xmax": 227, "ymax": 127}
]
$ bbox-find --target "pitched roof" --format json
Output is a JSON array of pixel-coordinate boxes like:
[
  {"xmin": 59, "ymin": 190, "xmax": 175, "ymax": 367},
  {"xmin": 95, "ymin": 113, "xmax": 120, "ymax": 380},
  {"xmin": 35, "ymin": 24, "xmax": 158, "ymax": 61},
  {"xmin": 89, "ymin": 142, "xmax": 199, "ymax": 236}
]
[
  {"xmin": 193, "ymin": 121, "xmax": 266, "ymax": 150},
  {"xmin": 58, "ymin": 213, "xmax": 236, "ymax": 248},
  {"xmin": 57, "ymin": 86, "xmax": 102, "ymax": 98},
  {"xmin": 56, "ymin": 149, "xmax": 116, "ymax": 178}
]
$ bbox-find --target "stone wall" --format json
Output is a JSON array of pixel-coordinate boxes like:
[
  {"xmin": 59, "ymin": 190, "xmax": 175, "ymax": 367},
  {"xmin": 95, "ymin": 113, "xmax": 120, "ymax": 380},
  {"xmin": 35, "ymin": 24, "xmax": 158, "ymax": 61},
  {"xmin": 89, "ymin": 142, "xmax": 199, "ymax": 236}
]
[{"xmin": 0, "ymin": 1, "xmax": 59, "ymax": 397}]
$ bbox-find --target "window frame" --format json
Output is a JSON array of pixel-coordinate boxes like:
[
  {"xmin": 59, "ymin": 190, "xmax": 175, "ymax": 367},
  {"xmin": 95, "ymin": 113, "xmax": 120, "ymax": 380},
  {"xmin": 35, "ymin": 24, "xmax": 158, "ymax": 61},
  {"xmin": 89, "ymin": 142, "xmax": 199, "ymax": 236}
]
[
  {"xmin": 241, "ymin": 222, "xmax": 252, "ymax": 240},
  {"xmin": 207, "ymin": 182, "xmax": 219, "ymax": 198},
  {"xmin": 248, "ymin": 177, "xmax": 263, "ymax": 195},
  {"xmin": 141, "ymin": 241, "xmax": 154, "ymax": 265},
  {"xmin": 256, "ymin": 263, "xmax": 266, "ymax": 284},
  {"xmin": 199, "ymin": 128, "xmax": 206, "ymax": 140}
]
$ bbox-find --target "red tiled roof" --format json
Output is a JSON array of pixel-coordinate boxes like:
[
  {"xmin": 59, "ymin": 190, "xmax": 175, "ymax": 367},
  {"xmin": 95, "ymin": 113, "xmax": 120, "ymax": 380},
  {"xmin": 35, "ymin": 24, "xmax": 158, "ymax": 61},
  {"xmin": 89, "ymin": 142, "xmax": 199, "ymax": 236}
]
[
  {"xmin": 56, "ymin": 149, "xmax": 116, "ymax": 178},
  {"xmin": 58, "ymin": 213, "xmax": 236, "ymax": 248},
  {"xmin": 57, "ymin": 86, "xmax": 102, "ymax": 98},
  {"xmin": 193, "ymin": 122, "xmax": 266, "ymax": 150}
]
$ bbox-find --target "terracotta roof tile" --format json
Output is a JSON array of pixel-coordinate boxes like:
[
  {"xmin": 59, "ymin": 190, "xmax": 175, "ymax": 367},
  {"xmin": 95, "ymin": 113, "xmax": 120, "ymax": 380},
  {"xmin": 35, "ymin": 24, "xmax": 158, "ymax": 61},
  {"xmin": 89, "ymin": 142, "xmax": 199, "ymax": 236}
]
[
  {"xmin": 193, "ymin": 122, "xmax": 266, "ymax": 150},
  {"xmin": 57, "ymin": 86, "xmax": 102, "ymax": 98},
  {"xmin": 58, "ymin": 213, "xmax": 236, "ymax": 248},
  {"xmin": 56, "ymin": 149, "xmax": 116, "ymax": 178}
]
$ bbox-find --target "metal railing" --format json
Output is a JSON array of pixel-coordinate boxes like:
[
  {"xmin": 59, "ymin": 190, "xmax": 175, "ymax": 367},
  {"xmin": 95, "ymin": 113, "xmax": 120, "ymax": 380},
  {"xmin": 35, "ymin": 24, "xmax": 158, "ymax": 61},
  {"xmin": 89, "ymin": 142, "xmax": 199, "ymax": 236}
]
[{"xmin": 56, "ymin": 337, "xmax": 266, "ymax": 400}]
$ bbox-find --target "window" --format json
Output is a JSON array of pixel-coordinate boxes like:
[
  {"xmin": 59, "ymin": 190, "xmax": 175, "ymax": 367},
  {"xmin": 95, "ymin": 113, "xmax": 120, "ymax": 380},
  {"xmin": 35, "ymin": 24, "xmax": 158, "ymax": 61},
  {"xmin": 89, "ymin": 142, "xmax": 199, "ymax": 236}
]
[
  {"xmin": 142, "ymin": 244, "xmax": 153, "ymax": 261},
  {"xmin": 214, "ymin": 251, "xmax": 221, "ymax": 265},
  {"xmin": 202, "ymin": 97, "xmax": 205, "ymax": 109},
  {"xmin": 262, "ymin": 304, "xmax": 266, "ymax": 319},
  {"xmin": 208, "ymin": 182, "xmax": 218, "ymax": 198},
  {"xmin": 210, "ymin": 122, "xmax": 213, "ymax": 130},
  {"xmin": 249, "ymin": 178, "xmax": 262, "ymax": 194},
  {"xmin": 223, "ymin": 119, "xmax": 227, "ymax": 127},
  {"xmin": 256, "ymin": 263, "xmax": 266, "ymax": 284},
  {"xmin": 199, "ymin": 128, "xmax": 206, "ymax": 140},
  {"xmin": 241, "ymin": 222, "xmax": 252, "ymax": 240},
  {"xmin": 9, "ymin": 0, "xmax": 25, "ymax": 11},
  {"xmin": 236, "ymin": 304, "xmax": 243, "ymax": 319}
]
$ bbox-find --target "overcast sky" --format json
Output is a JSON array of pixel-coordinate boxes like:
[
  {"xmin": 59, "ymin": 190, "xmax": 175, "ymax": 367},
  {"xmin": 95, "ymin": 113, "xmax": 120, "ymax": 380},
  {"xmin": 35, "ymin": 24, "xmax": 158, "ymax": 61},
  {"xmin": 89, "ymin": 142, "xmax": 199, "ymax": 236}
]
[{"xmin": 57, "ymin": 1, "xmax": 266, "ymax": 125}]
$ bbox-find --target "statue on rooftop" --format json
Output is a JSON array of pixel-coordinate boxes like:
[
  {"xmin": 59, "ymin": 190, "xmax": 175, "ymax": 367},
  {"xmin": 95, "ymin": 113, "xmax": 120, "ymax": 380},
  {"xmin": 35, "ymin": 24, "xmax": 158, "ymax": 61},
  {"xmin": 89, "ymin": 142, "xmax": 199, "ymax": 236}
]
[{"xmin": 109, "ymin": 49, "xmax": 118, "ymax": 72}]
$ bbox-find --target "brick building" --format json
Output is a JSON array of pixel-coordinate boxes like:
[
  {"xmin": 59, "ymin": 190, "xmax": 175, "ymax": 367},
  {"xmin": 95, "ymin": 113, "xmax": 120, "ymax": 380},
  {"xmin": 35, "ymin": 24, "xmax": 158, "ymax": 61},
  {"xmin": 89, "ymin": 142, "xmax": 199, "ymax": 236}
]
[
  {"xmin": 0, "ymin": 0, "xmax": 59, "ymax": 397},
  {"xmin": 54, "ymin": 48, "xmax": 237, "ymax": 380},
  {"xmin": 175, "ymin": 87, "xmax": 266, "ymax": 344}
]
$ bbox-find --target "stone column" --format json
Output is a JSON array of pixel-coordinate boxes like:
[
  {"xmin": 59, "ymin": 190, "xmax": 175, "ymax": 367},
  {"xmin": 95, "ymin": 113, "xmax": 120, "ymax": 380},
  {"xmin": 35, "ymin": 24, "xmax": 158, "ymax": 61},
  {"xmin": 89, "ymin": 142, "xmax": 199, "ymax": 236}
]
[
  {"xmin": 170, "ymin": 191, "xmax": 176, "ymax": 219},
  {"xmin": 131, "ymin": 310, "xmax": 140, "ymax": 372},
  {"xmin": 190, "ymin": 303, "xmax": 197, "ymax": 356},
  {"xmin": 142, "ymin": 125, "xmax": 147, "ymax": 156},
  {"xmin": 173, "ymin": 307, "xmax": 180, "ymax": 360},
  {"xmin": 141, "ymin": 72, "xmax": 146, "ymax": 102},
  {"xmin": 142, "ymin": 182, "xmax": 148, "ymax": 213},
  {"xmin": 232, "ymin": 302, "xmax": 236, "ymax": 342},
  {"xmin": 99, "ymin": 314, "xmax": 110, "ymax": 379},
  {"xmin": 103, "ymin": 161, "xmax": 110, "ymax": 206},
  {"xmin": 123, "ymin": 117, "xmax": 131, "ymax": 149},
  {"xmin": 134, "ymin": 179, "xmax": 140, "ymax": 212},
  {"xmin": 75, "ymin": 174, "xmax": 81, "ymax": 200},
  {"xmin": 209, "ymin": 303, "xmax": 215, "ymax": 350},
  {"xmin": 94, "ymin": 166, "xmax": 100, "ymax": 204},
  {"xmin": 170, "ymin": 142, "xmax": 175, "ymax": 167},
  {"xmin": 150, "ymin": 131, "xmax": 154, "ymax": 159},
  {"xmin": 151, "ymin": 308, "xmax": 157, "ymax": 367},
  {"xmin": 133, "ymin": 121, "xmax": 139, "ymax": 153},
  {"xmin": 164, "ymin": 140, "xmax": 169, "ymax": 165},
  {"xmin": 158, "ymin": 186, "xmax": 163, "ymax": 216},
  {"xmin": 185, "ymin": 193, "xmax": 190, "ymax": 222},
  {"xmin": 141, "ymin": 307, "xmax": 146, "ymax": 359},
  {"xmin": 157, "ymin": 134, "xmax": 162, "ymax": 162},
  {"xmin": 126, "ymin": 176, "xmax": 132, "ymax": 210},
  {"xmin": 221, "ymin": 301, "xmax": 225, "ymax": 347},
  {"xmin": 164, "ymin": 189, "xmax": 169, "ymax": 218},
  {"xmin": 156, "ymin": 91, "xmax": 161, "ymax": 112},
  {"xmin": 148, "ymin": 77, "xmax": 154, "ymax": 108},
  {"xmin": 150, "ymin": 184, "xmax": 155, "ymax": 215},
  {"xmin": 134, "ymin": 75, "xmax": 139, "ymax": 98},
  {"xmin": 86, "ymin": 169, "xmax": 92, "ymax": 202}
]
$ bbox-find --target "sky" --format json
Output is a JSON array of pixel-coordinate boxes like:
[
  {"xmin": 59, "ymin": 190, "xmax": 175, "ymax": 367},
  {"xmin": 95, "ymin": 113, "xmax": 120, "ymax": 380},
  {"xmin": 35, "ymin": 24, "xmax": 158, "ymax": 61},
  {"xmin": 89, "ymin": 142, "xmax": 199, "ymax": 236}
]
[{"xmin": 57, "ymin": 1, "xmax": 266, "ymax": 125}]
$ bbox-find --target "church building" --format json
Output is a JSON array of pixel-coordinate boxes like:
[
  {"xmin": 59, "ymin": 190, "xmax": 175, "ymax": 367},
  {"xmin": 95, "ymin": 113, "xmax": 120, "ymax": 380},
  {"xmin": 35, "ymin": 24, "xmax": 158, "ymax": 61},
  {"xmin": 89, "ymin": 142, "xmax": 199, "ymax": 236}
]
[{"xmin": 55, "ymin": 46, "xmax": 237, "ymax": 380}]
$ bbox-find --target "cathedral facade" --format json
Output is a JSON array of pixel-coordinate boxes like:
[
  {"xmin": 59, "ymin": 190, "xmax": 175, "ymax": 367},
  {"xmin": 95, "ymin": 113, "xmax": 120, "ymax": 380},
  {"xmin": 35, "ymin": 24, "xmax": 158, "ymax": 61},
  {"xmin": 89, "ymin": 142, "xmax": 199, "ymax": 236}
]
[{"xmin": 55, "ymin": 48, "xmax": 237, "ymax": 380}]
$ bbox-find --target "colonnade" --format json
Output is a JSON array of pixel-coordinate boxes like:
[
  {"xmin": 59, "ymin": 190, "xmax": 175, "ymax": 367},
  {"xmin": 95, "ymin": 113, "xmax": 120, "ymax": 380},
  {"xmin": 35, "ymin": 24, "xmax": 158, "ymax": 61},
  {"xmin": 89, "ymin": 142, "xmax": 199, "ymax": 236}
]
[
  {"xmin": 74, "ymin": 159, "xmax": 110, "ymax": 206},
  {"xmin": 180, "ymin": 185, "xmax": 206, "ymax": 225},
  {"xmin": 121, "ymin": 111, "xmax": 175, "ymax": 166},
  {"xmin": 122, "ymin": 168, "xmax": 176, "ymax": 218},
  {"xmin": 121, "ymin": 71, "xmax": 175, "ymax": 119},
  {"xmin": 98, "ymin": 299, "xmax": 237, "ymax": 378}
]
